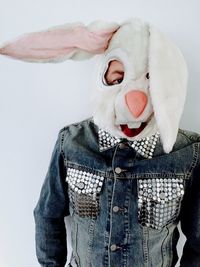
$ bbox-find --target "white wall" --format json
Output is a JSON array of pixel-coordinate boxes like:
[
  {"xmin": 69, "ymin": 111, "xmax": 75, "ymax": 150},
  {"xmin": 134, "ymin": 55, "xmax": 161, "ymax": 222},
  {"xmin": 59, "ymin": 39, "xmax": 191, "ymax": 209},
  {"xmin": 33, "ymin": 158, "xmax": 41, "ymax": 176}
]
[{"xmin": 0, "ymin": 1, "xmax": 199, "ymax": 266}]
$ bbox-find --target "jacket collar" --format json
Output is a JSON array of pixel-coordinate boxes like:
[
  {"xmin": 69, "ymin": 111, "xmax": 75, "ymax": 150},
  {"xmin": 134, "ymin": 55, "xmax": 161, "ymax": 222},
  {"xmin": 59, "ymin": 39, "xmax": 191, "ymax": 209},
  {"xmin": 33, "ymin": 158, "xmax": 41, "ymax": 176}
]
[{"xmin": 98, "ymin": 127, "xmax": 160, "ymax": 159}]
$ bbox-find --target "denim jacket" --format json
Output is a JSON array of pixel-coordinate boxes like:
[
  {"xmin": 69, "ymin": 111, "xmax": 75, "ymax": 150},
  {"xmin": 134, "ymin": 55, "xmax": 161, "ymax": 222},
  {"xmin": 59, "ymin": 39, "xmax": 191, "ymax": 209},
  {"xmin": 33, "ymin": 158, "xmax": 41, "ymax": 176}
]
[{"xmin": 33, "ymin": 117, "xmax": 200, "ymax": 267}]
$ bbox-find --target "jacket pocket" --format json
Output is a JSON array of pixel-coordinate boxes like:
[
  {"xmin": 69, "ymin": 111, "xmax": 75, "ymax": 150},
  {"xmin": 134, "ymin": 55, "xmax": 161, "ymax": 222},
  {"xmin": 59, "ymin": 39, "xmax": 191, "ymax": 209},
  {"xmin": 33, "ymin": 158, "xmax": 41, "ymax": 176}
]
[
  {"xmin": 65, "ymin": 164, "xmax": 105, "ymax": 218},
  {"xmin": 137, "ymin": 177, "xmax": 185, "ymax": 230}
]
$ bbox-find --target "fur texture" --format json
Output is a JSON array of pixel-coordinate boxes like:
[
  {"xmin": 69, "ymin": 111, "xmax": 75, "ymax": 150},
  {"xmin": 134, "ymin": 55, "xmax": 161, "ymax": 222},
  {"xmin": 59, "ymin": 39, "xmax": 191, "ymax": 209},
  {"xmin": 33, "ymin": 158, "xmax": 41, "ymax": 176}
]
[
  {"xmin": 0, "ymin": 17, "xmax": 188, "ymax": 153},
  {"xmin": 0, "ymin": 20, "xmax": 119, "ymax": 63},
  {"xmin": 148, "ymin": 26, "xmax": 188, "ymax": 152},
  {"xmin": 91, "ymin": 18, "xmax": 188, "ymax": 153}
]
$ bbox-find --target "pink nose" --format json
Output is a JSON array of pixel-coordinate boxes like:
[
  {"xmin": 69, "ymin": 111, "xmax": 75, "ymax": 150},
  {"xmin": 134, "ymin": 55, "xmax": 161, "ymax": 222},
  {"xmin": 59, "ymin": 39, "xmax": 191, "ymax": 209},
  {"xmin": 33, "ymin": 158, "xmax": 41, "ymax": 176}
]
[{"xmin": 125, "ymin": 90, "xmax": 148, "ymax": 118}]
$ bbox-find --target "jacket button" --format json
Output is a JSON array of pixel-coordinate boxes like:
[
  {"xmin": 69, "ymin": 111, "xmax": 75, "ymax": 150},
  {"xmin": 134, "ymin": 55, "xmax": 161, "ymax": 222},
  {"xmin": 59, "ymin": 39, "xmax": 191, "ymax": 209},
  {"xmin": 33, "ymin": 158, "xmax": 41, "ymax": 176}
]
[
  {"xmin": 77, "ymin": 182, "xmax": 85, "ymax": 189},
  {"xmin": 119, "ymin": 143, "xmax": 127, "ymax": 149},
  {"xmin": 115, "ymin": 167, "xmax": 122, "ymax": 174},
  {"xmin": 113, "ymin": 206, "xmax": 119, "ymax": 212},
  {"xmin": 159, "ymin": 192, "xmax": 166, "ymax": 199},
  {"xmin": 110, "ymin": 244, "xmax": 117, "ymax": 251}
]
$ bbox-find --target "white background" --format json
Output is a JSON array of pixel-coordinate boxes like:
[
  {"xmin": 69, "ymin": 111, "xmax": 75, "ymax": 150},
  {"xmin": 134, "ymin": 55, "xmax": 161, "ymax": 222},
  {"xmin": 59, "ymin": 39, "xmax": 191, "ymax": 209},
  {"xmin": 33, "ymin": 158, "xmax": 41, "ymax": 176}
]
[{"xmin": 0, "ymin": 1, "xmax": 200, "ymax": 267}]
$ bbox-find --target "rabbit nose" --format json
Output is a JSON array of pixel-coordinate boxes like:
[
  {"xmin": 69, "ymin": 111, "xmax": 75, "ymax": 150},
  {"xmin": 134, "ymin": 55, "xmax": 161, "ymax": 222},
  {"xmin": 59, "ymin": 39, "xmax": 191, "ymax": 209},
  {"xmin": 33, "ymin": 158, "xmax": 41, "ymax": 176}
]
[{"xmin": 125, "ymin": 90, "xmax": 148, "ymax": 118}]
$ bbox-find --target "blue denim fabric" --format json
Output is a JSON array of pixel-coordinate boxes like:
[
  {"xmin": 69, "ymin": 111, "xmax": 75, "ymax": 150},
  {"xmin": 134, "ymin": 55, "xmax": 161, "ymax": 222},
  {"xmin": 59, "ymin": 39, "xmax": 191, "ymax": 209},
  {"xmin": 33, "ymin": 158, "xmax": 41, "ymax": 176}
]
[{"xmin": 33, "ymin": 117, "xmax": 200, "ymax": 267}]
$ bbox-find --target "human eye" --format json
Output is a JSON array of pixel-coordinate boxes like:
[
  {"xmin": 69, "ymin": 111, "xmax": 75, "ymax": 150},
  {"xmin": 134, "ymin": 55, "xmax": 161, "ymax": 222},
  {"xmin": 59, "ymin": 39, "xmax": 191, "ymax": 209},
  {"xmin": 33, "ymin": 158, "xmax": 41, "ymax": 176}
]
[
  {"xmin": 112, "ymin": 78, "xmax": 123, "ymax": 85},
  {"xmin": 104, "ymin": 60, "xmax": 124, "ymax": 86}
]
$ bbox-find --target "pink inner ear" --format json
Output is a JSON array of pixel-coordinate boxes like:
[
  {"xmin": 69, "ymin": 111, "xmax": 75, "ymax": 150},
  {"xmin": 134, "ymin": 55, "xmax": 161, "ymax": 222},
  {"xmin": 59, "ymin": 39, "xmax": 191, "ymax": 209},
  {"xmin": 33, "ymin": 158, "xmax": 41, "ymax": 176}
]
[{"xmin": 0, "ymin": 25, "xmax": 118, "ymax": 61}]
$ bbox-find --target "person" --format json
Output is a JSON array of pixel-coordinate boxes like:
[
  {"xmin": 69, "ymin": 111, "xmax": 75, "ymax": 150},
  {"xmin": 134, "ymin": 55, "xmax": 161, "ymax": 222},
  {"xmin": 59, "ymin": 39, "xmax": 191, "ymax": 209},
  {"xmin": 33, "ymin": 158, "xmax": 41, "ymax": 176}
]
[
  {"xmin": 103, "ymin": 59, "xmax": 150, "ymax": 137},
  {"xmin": 1, "ymin": 17, "xmax": 200, "ymax": 267}
]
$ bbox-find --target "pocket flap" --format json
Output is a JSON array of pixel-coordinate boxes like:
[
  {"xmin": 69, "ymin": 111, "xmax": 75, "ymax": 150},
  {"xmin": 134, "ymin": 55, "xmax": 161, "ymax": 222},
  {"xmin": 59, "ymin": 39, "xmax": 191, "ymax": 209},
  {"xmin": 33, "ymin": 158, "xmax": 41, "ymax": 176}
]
[
  {"xmin": 66, "ymin": 167, "xmax": 105, "ymax": 196},
  {"xmin": 138, "ymin": 177, "xmax": 185, "ymax": 204}
]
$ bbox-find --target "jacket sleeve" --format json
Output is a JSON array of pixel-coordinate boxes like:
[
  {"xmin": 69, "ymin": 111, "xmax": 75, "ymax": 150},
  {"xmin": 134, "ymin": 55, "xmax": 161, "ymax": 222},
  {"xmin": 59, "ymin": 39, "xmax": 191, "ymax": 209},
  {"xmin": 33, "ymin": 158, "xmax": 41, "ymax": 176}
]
[
  {"xmin": 33, "ymin": 129, "xmax": 70, "ymax": 267},
  {"xmin": 179, "ymin": 144, "xmax": 200, "ymax": 267}
]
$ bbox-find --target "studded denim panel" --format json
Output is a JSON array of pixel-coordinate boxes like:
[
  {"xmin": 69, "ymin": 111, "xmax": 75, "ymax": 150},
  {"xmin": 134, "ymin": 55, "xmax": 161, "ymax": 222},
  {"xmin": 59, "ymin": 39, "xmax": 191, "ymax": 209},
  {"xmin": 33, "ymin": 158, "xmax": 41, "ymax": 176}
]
[
  {"xmin": 129, "ymin": 132, "xmax": 160, "ymax": 159},
  {"xmin": 98, "ymin": 127, "xmax": 160, "ymax": 159},
  {"xmin": 66, "ymin": 167, "xmax": 105, "ymax": 218},
  {"xmin": 98, "ymin": 128, "xmax": 121, "ymax": 152},
  {"xmin": 137, "ymin": 178, "xmax": 185, "ymax": 230}
]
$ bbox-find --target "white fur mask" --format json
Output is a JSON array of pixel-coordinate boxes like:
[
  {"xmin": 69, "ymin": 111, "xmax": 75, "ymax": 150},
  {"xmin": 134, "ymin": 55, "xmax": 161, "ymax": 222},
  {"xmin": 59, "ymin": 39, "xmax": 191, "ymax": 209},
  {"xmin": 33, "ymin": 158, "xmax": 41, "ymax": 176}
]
[
  {"xmin": 0, "ymin": 17, "xmax": 188, "ymax": 153},
  {"xmin": 91, "ymin": 18, "xmax": 188, "ymax": 153},
  {"xmin": 91, "ymin": 19, "xmax": 157, "ymax": 143}
]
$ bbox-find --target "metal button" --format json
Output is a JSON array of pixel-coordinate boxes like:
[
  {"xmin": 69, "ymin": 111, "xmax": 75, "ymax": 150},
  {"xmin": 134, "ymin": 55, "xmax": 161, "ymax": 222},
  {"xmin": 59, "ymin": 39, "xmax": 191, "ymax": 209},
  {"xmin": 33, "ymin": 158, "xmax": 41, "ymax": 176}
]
[
  {"xmin": 110, "ymin": 244, "xmax": 117, "ymax": 251},
  {"xmin": 77, "ymin": 182, "xmax": 85, "ymax": 189},
  {"xmin": 159, "ymin": 192, "xmax": 166, "ymax": 199},
  {"xmin": 119, "ymin": 143, "xmax": 127, "ymax": 149},
  {"xmin": 115, "ymin": 167, "xmax": 122, "ymax": 174},
  {"xmin": 113, "ymin": 206, "xmax": 120, "ymax": 212}
]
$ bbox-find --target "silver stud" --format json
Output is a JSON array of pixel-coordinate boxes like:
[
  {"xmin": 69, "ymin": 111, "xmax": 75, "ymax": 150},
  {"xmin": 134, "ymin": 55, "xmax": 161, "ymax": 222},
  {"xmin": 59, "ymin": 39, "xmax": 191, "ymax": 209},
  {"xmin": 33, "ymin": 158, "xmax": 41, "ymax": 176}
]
[
  {"xmin": 138, "ymin": 177, "xmax": 185, "ymax": 229},
  {"xmin": 98, "ymin": 128, "xmax": 159, "ymax": 159}
]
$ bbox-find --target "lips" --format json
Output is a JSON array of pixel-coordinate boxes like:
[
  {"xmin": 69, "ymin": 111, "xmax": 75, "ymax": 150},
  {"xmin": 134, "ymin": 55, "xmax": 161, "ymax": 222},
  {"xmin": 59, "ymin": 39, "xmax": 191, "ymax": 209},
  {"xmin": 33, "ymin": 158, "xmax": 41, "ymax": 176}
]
[{"xmin": 120, "ymin": 122, "xmax": 147, "ymax": 137}]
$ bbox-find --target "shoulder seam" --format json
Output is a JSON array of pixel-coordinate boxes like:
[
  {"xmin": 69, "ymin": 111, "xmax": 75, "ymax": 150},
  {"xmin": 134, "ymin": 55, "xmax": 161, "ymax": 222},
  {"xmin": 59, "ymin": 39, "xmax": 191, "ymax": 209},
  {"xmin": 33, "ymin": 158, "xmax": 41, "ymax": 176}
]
[
  {"xmin": 178, "ymin": 128, "xmax": 200, "ymax": 142},
  {"xmin": 59, "ymin": 128, "xmax": 67, "ymax": 158},
  {"xmin": 59, "ymin": 117, "xmax": 93, "ymax": 133},
  {"xmin": 187, "ymin": 142, "xmax": 200, "ymax": 179}
]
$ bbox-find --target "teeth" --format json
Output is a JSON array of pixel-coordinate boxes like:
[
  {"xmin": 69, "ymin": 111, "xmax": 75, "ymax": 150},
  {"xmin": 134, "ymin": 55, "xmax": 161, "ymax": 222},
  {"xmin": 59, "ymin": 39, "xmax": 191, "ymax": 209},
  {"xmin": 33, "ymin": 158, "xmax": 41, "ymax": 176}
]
[{"xmin": 127, "ymin": 122, "xmax": 141, "ymax": 129}]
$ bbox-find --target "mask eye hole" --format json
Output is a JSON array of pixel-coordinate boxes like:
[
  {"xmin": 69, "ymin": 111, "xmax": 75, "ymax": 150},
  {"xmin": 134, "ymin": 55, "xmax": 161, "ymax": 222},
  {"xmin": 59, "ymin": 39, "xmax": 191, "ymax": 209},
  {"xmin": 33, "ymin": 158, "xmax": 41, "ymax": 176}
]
[
  {"xmin": 104, "ymin": 60, "xmax": 124, "ymax": 86},
  {"xmin": 146, "ymin": 72, "xmax": 150, "ymax": 79}
]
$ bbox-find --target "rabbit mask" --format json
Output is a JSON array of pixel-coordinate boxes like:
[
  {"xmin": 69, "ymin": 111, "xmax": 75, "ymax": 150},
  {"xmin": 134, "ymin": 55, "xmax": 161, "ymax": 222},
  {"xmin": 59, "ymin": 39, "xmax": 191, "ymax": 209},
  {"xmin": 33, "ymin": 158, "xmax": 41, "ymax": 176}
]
[{"xmin": 0, "ymin": 17, "xmax": 188, "ymax": 153}]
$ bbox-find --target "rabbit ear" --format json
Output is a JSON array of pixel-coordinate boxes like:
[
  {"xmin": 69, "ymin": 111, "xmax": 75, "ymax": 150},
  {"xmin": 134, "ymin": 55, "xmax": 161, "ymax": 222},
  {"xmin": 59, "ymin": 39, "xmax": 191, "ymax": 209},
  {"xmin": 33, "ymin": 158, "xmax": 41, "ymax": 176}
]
[
  {"xmin": 0, "ymin": 21, "xmax": 119, "ymax": 63},
  {"xmin": 148, "ymin": 25, "xmax": 188, "ymax": 153}
]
